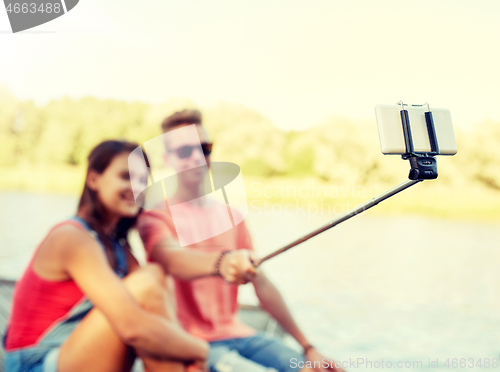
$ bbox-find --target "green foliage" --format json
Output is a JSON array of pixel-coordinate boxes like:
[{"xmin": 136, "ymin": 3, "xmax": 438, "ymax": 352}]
[
  {"xmin": 240, "ymin": 158, "xmax": 277, "ymax": 177},
  {"xmin": 283, "ymin": 131, "xmax": 316, "ymax": 177},
  {"xmin": 0, "ymin": 88, "xmax": 498, "ymax": 219},
  {"xmin": 467, "ymin": 120, "xmax": 500, "ymax": 190},
  {"xmin": 203, "ymin": 102, "xmax": 286, "ymax": 175}
]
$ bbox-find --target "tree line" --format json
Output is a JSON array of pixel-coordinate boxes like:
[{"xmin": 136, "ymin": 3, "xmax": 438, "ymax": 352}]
[{"xmin": 1, "ymin": 88, "xmax": 498, "ymax": 193}]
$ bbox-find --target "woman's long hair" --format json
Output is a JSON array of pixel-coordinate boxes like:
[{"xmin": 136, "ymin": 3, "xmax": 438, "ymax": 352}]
[{"xmin": 77, "ymin": 140, "xmax": 147, "ymax": 269}]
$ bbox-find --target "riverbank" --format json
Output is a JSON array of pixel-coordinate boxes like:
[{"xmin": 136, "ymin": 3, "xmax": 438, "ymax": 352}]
[{"xmin": 1, "ymin": 165, "xmax": 499, "ymax": 222}]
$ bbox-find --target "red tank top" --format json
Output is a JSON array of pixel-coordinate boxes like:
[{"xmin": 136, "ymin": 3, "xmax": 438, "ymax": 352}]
[{"xmin": 4, "ymin": 220, "xmax": 87, "ymax": 351}]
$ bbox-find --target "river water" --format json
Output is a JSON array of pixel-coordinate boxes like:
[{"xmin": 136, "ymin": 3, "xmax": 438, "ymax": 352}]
[{"xmin": 0, "ymin": 191, "xmax": 499, "ymax": 371}]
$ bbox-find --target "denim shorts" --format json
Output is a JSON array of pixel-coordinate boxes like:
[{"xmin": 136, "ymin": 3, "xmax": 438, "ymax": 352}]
[
  {"xmin": 2, "ymin": 297, "xmax": 94, "ymax": 372},
  {"xmin": 208, "ymin": 333, "xmax": 305, "ymax": 372},
  {"xmin": 3, "ymin": 344, "xmax": 60, "ymax": 372}
]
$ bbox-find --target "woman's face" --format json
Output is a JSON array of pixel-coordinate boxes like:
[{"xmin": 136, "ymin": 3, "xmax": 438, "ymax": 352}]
[{"xmin": 89, "ymin": 152, "xmax": 148, "ymax": 219}]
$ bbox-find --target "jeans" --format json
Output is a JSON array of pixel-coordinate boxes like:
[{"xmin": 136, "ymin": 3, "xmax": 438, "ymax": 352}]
[{"xmin": 208, "ymin": 334, "xmax": 305, "ymax": 372}]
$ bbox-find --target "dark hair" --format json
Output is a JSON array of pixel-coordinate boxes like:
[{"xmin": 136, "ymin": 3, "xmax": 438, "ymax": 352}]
[
  {"xmin": 77, "ymin": 140, "xmax": 147, "ymax": 269},
  {"xmin": 161, "ymin": 109, "xmax": 202, "ymax": 133}
]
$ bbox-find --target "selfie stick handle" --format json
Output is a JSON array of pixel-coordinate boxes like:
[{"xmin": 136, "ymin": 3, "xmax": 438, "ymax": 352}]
[{"xmin": 255, "ymin": 178, "xmax": 422, "ymax": 266}]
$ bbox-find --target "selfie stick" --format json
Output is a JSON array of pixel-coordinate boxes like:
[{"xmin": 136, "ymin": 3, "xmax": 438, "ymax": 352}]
[{"xmin": 255, "ymin": 101, "xmax": 440, "ymax": 267}]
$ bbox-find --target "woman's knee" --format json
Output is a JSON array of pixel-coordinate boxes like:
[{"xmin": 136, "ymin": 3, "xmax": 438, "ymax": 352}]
[
  {"xmin": 142, "ymin": 262, "xmax": 166, "ymax": 282},
  {"xmin": 123, "ymin": 264, "xmax": 168, "ymax": 309},
  {"xmin": 125, "ymin": 263, "xmax": 165, "ymax": 285},
  {"xmin": 134, "ymin": 262, "xmax": 166, "ymax": 283}
]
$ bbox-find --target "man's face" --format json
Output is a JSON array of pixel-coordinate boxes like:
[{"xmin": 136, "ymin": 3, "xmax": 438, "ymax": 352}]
[{"xmin": 164, "ymin": 124, "xmax": 211, "ymax": 187}]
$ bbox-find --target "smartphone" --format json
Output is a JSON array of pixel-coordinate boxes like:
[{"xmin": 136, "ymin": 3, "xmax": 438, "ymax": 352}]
[{"xmin": 375, "ymin": 104, "xmax": 458, "ymax": 155}]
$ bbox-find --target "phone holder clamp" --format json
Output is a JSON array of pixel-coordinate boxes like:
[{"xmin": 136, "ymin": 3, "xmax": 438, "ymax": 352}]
[{"xmin": 397, "ymin": 101, "xmax": 439, "ymax": 180}]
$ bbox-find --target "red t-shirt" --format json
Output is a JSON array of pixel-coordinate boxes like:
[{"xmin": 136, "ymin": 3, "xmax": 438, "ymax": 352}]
[{"xmin": 137, "ymin": 201, "xmax": 256, "ymax": 342}]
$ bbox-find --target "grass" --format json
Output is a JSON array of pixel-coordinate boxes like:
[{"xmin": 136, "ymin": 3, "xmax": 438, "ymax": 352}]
[
  {"xmin": 0, "ymin": 166, "xmax": 499, "ymax": 223},
  {"xmin": 0, "ymin": 165, "xmax": 84, "ymax": 195}
]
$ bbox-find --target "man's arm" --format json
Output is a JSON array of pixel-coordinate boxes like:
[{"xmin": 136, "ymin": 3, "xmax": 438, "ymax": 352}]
[
  {"xmin": 252, "ymin": 270, "xmax": 344, "ymax": 372},
  {"xmin": 138, "ymin": 213, "xmax": 256, "ymax": 283},
  {"xmin": 252, "ymin": 270, "xmax": 310, "ymax": 347},
  {"xmin": 149, "ymin": 236, "xmax": 256, "ymax": 284}
]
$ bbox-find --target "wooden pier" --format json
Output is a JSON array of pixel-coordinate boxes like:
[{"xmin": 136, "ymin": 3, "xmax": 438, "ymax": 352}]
[
  {"xmin": 0, "ymin": 279, "xmax": 14, "ymax": 372},
  {"xmin": 0, "ymin": 279, "xmax": 284, "ymax": 372}
]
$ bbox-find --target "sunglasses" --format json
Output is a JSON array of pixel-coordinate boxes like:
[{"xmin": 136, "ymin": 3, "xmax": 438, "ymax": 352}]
[{"xmin": 170, "ymin": 143, "xmax": 213, "ymax": 159}]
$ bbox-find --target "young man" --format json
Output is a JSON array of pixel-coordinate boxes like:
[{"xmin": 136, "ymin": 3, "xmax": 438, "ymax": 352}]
[{"xmin": 137, "ymin": 110, "xmax": 343, "ymax": 372}]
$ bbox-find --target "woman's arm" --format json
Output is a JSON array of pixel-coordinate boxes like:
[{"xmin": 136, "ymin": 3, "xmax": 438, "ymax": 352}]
[{"xmin": 56, "ymin": 225, "xmax": 208, "ymax": 361}]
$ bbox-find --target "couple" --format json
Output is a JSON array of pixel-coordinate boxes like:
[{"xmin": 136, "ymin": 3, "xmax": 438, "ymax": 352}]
[{"xmin": 2, "ymin": 110, "xmax": 344, "ymax": 372}]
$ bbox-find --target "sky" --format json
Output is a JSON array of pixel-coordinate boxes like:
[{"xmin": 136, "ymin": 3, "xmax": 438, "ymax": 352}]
[{"xmin": 0, "ymin": 0, "xmax": 499, "ymax": 131}]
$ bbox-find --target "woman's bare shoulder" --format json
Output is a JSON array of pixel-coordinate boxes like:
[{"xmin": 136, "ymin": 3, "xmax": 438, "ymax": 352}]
[
  {"xmin": 38, "ymin": 223, "xmax": 103, "ymax": 261},
  {"xmin": 48, "ymin": 223, "xmax": 98, "ymax": 247}
]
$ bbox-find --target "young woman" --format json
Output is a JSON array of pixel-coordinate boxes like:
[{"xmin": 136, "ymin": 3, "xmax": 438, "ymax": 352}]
[{"xmin": 2, "ymin": 140, "xmax": 208, "ymax": 372}]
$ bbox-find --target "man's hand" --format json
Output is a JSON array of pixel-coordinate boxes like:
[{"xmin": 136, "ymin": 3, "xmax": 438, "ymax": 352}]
[
  {"xmin": 219, "ymin": 250, "xmax": 257, "ymax": 284},
  {"xmin": 306, "ymin": 347, "xmax": 346, "ymax": 372}
]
